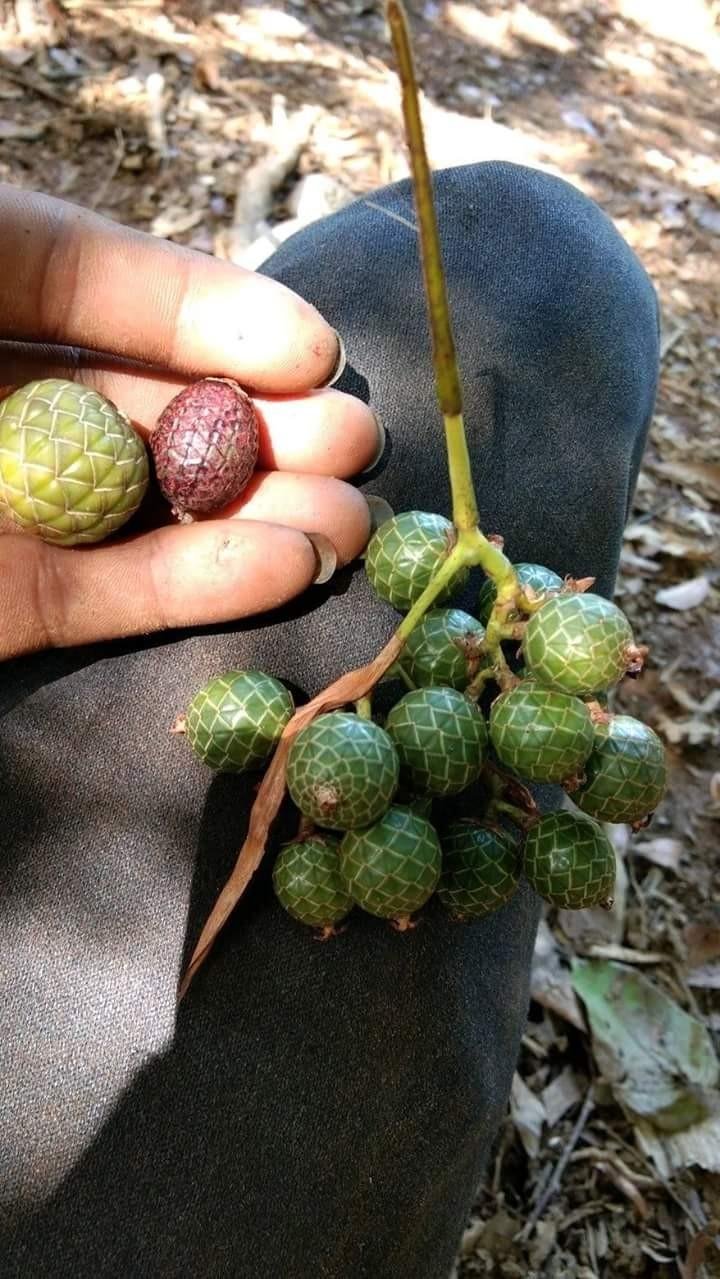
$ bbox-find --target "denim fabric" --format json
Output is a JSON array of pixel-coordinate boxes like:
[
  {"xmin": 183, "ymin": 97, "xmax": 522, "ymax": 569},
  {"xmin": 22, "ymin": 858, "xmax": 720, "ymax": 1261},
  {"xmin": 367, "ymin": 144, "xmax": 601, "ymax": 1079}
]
[{"xmin": 0, "ymin": 162, "xmax": 659, "ymax": 1278}]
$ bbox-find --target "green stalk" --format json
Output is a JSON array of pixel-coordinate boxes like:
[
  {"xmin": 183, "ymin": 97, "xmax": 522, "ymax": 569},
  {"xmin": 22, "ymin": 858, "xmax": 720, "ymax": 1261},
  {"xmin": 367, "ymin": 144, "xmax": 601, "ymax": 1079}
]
[
  {"xmin": 386, "ymin": 0, "xmax": 521, "ymax": 662},
  {"xmin": 489, "ymin": 799, "xmax": 539, "ymax": 832},
  {"xmin": 386, "ymin": 0, "xmax": 477, "ymax": 533},
  {"xmin": 396, "ymin": 539, "xmax": 473, "ymax": 642}
]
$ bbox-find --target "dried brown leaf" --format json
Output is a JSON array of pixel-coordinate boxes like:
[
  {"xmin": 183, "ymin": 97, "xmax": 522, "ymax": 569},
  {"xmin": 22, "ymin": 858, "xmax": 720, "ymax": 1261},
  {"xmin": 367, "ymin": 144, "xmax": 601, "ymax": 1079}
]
[
  {"xmin": 178, "ymin": 633, "xmax": 403, "ymax": 998},
  {"xmin": 510, "ymin": 1072, "xmax": 546, "ymax": 1159},
  {"xmin": 541, "ymin": 1067, "xmax": 584, "ymax": 1126},
  {"xmin": 624, "ymin": 522, "xmax": 716, "ymax": 562},
  {"xmin": 678, "ymin": 1227, "xmax": 720, "ymax": 1279},
  {"xmin": 0, "ymin": 119, "xmax": 47, "ymax": 139},
  {"xmin": 648, "ymin": 459, "xmax": 720, "ymax": 502},
  {"xmin": 530, "ymin": 918, "xmax": 586, "ymax": 1031},
  {"xmin": 685, "ymin": 923, "xmax": 720, "ymax": 968},
  {"xmin": 686, "ymin": 964, "xmax": 720, "ymax": 990},
  {"xmin": 634, "ymin": 837, "xmax": 683, "ymax": 872}
]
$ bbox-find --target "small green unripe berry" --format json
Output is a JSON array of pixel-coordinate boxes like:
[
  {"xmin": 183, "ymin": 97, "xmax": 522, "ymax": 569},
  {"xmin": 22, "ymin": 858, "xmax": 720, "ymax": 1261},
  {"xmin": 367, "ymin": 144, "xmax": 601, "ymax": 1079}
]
[
  {"xmin": 184, "ymin": 670, "xmax": 293, "ymax": 771},
  {"xmin": 273, "ymin": 836, "xmax": 352, "ymax": 931}
]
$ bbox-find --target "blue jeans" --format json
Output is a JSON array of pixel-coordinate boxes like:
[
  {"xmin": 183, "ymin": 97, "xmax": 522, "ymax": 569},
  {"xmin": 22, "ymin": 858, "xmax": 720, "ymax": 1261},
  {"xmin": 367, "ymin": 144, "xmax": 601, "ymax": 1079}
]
[{"xmin": 0, "ymin": 163, "xmax": 659, "ymax": 1277}]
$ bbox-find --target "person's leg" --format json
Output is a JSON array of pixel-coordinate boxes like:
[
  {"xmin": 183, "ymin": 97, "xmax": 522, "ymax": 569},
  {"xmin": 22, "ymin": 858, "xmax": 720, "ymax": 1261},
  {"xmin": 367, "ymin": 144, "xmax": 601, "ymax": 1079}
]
[{"xmin": 0, "ymin": 162, "xmax": 658, "ymax": 1278}]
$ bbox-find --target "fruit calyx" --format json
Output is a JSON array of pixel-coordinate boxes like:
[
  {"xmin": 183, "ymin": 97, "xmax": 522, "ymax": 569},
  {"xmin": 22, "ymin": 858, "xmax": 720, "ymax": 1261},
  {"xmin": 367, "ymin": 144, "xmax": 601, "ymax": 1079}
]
[
  {"xmin": 585, "ymin": 700, "xmax": 612, "ymax": 725},
  {"xmin": 624, "ymin": 643, "xmax": 649, "ymax": 678},
  {"xmin": 314, "ymin": 783, "xmax": 341, "ymax": 819},
  {"xmin": 390, "ymin": 913, "xmax": 419, "ymax": 932}
]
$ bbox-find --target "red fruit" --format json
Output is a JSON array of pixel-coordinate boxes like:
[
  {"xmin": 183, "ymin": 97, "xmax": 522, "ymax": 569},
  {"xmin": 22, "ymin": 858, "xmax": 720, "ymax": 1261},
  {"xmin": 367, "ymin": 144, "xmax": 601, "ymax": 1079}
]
[{"xmin": 151, "ymin": 377, "xmax": 259, "ymax": 518}]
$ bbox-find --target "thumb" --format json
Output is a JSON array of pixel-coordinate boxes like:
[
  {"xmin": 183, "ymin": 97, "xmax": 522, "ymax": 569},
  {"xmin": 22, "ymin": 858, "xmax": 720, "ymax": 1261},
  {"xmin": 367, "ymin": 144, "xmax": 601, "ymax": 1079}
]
[{"xmin": 0, "ymin": 522, "xmax": 326, "ymax": 660}]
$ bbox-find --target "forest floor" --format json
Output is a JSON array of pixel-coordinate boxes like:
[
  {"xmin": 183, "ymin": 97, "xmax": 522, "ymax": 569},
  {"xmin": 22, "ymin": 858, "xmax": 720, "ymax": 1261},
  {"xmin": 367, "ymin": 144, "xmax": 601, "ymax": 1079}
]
[{"xmin": 1, "ymin": 1, "xmax": 719, "ymax": 1275}]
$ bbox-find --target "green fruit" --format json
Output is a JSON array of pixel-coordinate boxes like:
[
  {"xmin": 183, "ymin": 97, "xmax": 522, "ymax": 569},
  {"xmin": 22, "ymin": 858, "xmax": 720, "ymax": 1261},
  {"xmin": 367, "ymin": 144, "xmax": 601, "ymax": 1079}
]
[
  {"xmin": 286, "ymin": 712, "xmax": 399, "ymax": 831},
  {"xmin": 401, "ymin": 608, "xmax": 485, "ymax": 690},
  {"xmin": 384, "ymin": 687, "xmax": 487, "ymax": 796},
  {"xmin": 489, "ymin": 680, "xmax": 594, "ymax": 783},
  {"xmin": 522, "ymin": 593, "xmax": 635, "ymax": 696},
  {"xmin": 365, "ymin": 511, "xmax": 468, "ymax": 611},
  {"xmin": 574, "ymin": 715, "xmax": 666, "ymax": 823},
  {"xmin": 273, "ymin": 836, "xmax": 352, "ymax": 930},
  {"xmin": 0, "ymin": 377, "xmax": 148, "ymax": 545},
  {"xmin": 523, "ymin": 811, "xmax": 616, "ymax": 909},
  {"xmin": 185, "ymin": 670, "xmax": 293, "ymax": 771},
  {"xmin": 339, "ymin": 805, "xmax": 441, "ymax": 920},
  {"xmin": 439, "ymin": 821, "xmax": 520, "ymax": 919},
  {"xmin": 478, "ymin": 562, "xmax": 563, "ymax": 625}
]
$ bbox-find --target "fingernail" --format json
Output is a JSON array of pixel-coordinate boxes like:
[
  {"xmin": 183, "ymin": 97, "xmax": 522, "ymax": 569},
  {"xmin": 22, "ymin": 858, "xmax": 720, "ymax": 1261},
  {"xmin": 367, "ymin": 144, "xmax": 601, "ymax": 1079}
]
[
  {"xmin": 359, "ymin": 410, "xmax": 386, "ymax": 476},
  {"xmin": 365, "ymin": 495, "xmax": 395, "ymax": 537},
  {"xmin": 319, "ymin": 330, "xmax": 346, "ymax": 388},
  {"xmin": 306, "ymin": 532, "xmax": 337, "ymax": 585}
]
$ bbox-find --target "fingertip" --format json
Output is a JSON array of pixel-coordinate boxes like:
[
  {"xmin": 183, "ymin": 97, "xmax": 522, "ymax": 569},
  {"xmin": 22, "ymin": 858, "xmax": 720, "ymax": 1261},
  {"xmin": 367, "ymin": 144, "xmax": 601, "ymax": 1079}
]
[
  {"xmin": 152, "ymin": 520, "xmax": 319, "ymax": 623},
  {"xmin": 175, "ymin": 269, "xmax": 341, "ymax": 395}
]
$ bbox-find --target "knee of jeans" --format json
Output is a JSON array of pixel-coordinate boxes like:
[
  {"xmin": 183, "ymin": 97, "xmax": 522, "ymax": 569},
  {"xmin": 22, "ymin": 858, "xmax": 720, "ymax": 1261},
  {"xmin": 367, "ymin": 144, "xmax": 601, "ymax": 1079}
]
[{"xmin": 435, "ymin": 162, "xmax": 660, "ymax": 421}]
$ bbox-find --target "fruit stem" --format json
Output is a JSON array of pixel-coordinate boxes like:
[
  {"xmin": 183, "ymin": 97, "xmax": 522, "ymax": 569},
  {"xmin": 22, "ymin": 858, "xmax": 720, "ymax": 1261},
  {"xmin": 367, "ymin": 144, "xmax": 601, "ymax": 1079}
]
[
  {"xmin": 490, "ymin": 799, "xmax": 540, "ymax": 832},
  {"xmin": 386, "ymin": 1, "xmax": 478, "ymax": 534},
  {"xmin": 465, "ymin": 666, "xmax": 494, "ymax": 701},
  {"xmin": 295, "ymin": 814, "xmax": 316, "ymax": 842},
  {"xmin": 386, "ymin": 1, "xmax": 526, "ymax": 607},
  {"xmin": 395, "ymin": 535, "xmax": 474, "ymax": 642},
  {"xmin": 388, "ymin": 662, "xmax": 418, "ymax": 692},
  {"xmin": 355, "ymin": 695, "xmax": 373, "ymax": 720}
]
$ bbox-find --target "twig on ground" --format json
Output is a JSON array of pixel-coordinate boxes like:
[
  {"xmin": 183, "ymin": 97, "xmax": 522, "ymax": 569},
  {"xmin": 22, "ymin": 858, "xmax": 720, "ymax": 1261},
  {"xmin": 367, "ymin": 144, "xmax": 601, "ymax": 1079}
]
[
  {"xmin": 660, "ymin": 324, "xmax": 686, "ymax": 361},
  {"xmin": 518, "ymin": 1088, "xmax": 595, "ymax": 1242},
  {"xmin": 0, "ymin": 57, "xmax": 67, "ymax": 104},
  {"xmin": 145, "ymin": 70, "xmax": 167, "ymax": 156}
]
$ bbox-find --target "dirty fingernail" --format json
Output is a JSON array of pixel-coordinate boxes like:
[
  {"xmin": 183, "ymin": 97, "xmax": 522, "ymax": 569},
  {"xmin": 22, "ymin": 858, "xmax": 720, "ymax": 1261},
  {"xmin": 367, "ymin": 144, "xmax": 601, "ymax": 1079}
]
[
  {"xmin": 306, "ymin": 531, "xmax": 338, "ymax": 584},
  {"xmin": 319, "ymin": 330, "xmax": 346, "ymax": 388},
  {"xmin": 360, "ymin": 411, "xmax": 386, "ymax": 476}
]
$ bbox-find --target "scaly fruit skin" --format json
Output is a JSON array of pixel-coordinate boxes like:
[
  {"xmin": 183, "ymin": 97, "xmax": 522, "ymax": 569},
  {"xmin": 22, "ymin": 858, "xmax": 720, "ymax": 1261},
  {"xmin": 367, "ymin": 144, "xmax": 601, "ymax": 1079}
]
[
  {"xmin": 151, "ymin": 378, "xmax": 259, "ymax": 518},
  {"xmin": 522, "ymin": 593, "xmax": 635, "ymax": 696},
  {"xmin": 478, "ymin": 562, "xmax": 563, "ymax": 625},
  {"xmin": 339, "ymin": 805, "xmax": 441, "ymax": 919},
  {"xmin": 365, "ymin": 510, "xmax": 468, "ymax": 611},
  {"xmin": 574, "ymin": 714, "xmax": 666, "ymax": 823},
  {"xmin": 439, "ymin": 822, "xmax": 519, "ymax": 919},
  {"xmin": 489, "ymin": 680, "xmax": 594, "ymax": 783},
  {"xmin": 287, "ymin": 712, "xmax": 399, "ymax": 831},
  {"xmin": 273, "ymin": 836, "xmax": 352, "ymax": 929},
  {"xmin": 0, "ymin": 377, "xmax": 148, "ymax": 545},
  {"xmin": 185, "ymin": 670, "xmax": 293, "ymax": 771},
  {"xmin": 523, "ymin": 811, "xmax": 616, "ymax": 909},
  {"xmin": 401, "ymin": 608, "xmax": 485, "ymax": 690},
  {"xmin": 384, "ymin": 687, "xmax": 487, "ymax": 796}
]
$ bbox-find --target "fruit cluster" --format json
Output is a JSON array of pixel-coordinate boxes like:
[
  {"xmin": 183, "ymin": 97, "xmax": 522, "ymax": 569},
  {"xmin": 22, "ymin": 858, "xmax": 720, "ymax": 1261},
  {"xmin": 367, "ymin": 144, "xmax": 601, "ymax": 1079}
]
[{"xmin": 175, "ymin": 540, "xmax": 666, "ymax": 936}]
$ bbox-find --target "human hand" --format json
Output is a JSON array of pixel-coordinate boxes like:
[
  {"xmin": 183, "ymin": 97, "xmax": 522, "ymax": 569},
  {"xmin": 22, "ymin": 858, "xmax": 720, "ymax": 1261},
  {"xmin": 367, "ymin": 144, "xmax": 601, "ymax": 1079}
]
[{"xmin": 0, "ymin": 186, "xmax": 380, "ymax": 661}]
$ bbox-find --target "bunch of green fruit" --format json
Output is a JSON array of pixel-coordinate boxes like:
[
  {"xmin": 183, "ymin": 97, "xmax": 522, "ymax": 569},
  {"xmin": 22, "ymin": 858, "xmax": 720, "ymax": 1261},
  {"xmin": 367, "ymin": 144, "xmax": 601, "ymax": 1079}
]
[
  {"xmin": 173, "ymin": 541, "xmax": 664, "ymax": 937},
  {"xmin": 171, "ymin": 1, "xmax": 668, "ymax": 995}
]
